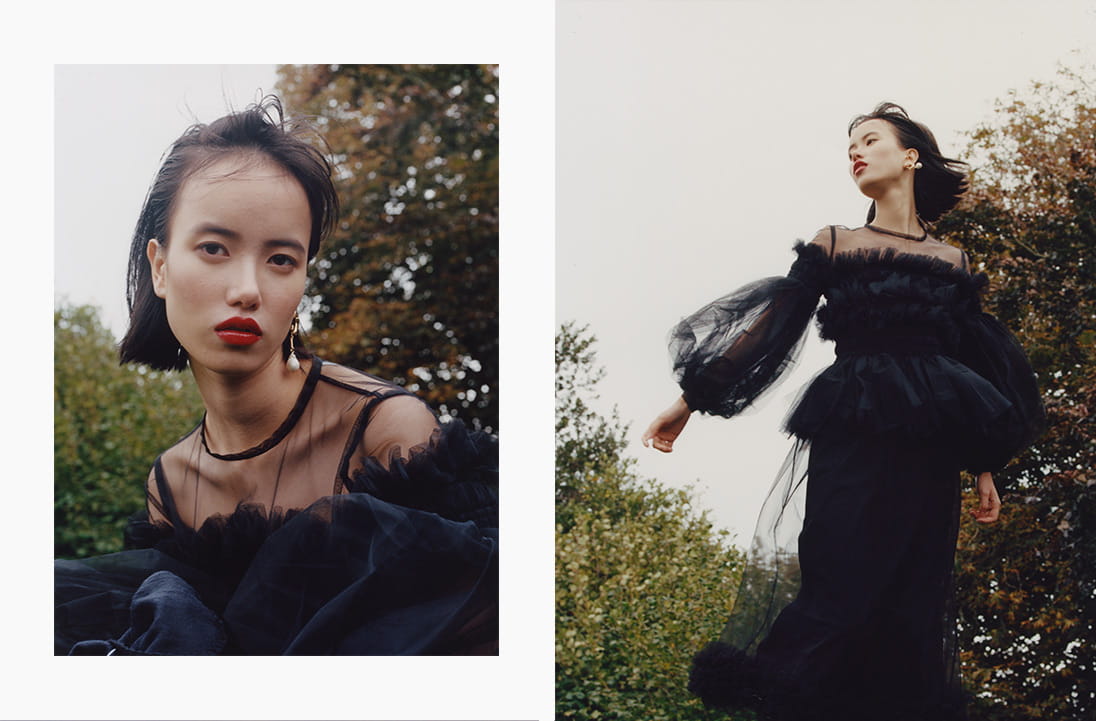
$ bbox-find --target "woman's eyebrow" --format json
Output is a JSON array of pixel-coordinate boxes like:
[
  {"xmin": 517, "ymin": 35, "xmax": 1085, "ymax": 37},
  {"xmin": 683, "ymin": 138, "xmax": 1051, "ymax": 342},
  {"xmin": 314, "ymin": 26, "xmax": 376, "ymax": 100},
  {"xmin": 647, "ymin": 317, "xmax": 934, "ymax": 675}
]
[
  {"xmin": 264, "ymin": 238, "xmax": 307, "ymax": 253},
  {"xmin": 193, "ymin": 222, "xmax": 239, "ymax": 240}
]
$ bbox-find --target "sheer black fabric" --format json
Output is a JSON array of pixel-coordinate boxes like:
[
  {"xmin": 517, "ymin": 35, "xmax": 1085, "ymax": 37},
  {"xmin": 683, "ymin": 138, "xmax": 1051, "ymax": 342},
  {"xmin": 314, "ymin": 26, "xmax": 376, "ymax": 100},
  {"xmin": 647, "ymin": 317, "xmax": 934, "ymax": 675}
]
[
  {"xmin": 678, "ymin": 227, "xmax": 1045, "ymax": 720},
  {"xmin": 55, "ymin": 359, "xmax": 499, "ymax": 655},
  {"xmin": 670, "ymin": 242, "xmax": 828, "ymax": 417},
  {"xmin": 955, "ymin": 310, "xmax": 1047, "ymax": 474}
]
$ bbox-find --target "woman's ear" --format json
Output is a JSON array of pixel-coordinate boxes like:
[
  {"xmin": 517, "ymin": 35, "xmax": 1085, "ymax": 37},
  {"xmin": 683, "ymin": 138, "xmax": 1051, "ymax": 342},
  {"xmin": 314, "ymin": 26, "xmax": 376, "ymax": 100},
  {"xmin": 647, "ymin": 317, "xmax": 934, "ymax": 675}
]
[{"xmin": 147, "ymin": 239, "xmax": 167, "ymax": 299}]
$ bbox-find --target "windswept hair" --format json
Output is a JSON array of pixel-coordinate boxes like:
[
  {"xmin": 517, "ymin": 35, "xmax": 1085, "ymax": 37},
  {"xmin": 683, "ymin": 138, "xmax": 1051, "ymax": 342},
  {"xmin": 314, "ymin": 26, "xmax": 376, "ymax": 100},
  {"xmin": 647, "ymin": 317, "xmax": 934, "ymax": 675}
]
[
  {"xmin": 849, "ymin": 102, "xmax": 968, "ymax": 224},
  {"xmin": 118, "ymin": 96, "xmax": 338, "ymax": 371}
]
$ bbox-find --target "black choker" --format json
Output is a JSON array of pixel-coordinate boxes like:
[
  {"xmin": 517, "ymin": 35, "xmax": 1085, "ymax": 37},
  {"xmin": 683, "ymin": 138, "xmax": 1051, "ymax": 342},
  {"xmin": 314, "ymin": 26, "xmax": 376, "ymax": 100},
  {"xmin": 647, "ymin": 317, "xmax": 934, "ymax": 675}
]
[{"xmin": 866, "ymin": 223, "xmax": 927, "ymax": 242}]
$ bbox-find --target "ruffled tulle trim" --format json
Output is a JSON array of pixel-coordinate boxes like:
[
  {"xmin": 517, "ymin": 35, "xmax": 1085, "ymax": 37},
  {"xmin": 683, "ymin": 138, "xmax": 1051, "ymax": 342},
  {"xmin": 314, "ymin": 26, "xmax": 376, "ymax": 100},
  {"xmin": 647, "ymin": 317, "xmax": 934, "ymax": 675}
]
[
  {"xmin": 788, "ymin": 240, "xmax": 830, "ymax": 280},
  {"xmin": 218, "ymin": 492, "xmax": 498, "ymax": 654},
  {"xmin": 689, "ymin": 641, "xmax": 970, "ymax": 721},
  {"xmin": 784, "ymin": 353, "xmax": 1022, "ymax": 455},
  {"xmin": 688, "ymin": 641, "xmax": 764, "ymax": 710},
  {"xmin": 348, "ymin": 419, "xmax": 498, "ymax": 528},
  {"xmin": 125, "ymin": 420, "xmax": 498, "ymax": 600},
  {"xmin": 827, "ymin": 244, "xmax": 988, "ymax": 289},
  {"xmin": 814, "ymin": 245, "xmax": 987, "ymax": 349},
  {"xmin": 126, "ymin": 504, "xmax": 294, "ymax": 608},
  {"xmin": 72, "ymin": 491, "xmax": 499, "ymax": 654}
]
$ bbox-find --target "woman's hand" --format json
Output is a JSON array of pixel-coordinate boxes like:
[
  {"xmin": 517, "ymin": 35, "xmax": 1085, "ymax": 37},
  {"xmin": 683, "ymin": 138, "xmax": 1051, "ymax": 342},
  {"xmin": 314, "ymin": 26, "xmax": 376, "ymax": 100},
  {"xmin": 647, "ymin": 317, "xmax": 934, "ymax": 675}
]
[
  {"xmin": 641, "ymin": 396, "xmax": 692, "ymax": 453},
  {"xmin": 972, "ymin": 472, "xmax": 1001, "ymax": 523}
]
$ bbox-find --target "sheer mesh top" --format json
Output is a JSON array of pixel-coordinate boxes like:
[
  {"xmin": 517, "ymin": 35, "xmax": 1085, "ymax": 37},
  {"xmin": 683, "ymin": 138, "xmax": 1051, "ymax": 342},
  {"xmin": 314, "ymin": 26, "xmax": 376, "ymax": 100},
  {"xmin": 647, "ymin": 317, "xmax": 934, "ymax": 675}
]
[
  {"xmin": 146, "ymin": 358, "xmax": 440, "ymax": 530},
  {"xmin": 820, "ymin": 224, "xmax": 968, "ymax": 269}
]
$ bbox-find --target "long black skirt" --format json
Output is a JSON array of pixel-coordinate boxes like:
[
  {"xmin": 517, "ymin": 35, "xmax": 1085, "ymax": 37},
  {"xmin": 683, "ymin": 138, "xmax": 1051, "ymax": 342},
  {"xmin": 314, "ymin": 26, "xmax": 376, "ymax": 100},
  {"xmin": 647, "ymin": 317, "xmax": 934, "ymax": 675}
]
[{"xmin": 689, "ymin": 429, "xmax": 967, "ymax": 721}]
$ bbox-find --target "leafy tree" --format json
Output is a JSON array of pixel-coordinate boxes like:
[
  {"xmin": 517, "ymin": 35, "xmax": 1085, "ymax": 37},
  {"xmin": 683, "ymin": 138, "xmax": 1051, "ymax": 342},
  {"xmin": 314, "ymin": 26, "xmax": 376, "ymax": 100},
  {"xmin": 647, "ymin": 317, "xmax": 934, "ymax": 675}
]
[
  {"xmin": 555, "ymin": 324, "xmax": 746, "ymax": 720},
  {"xmin": 555, "ymin": 321, "xmax": 629, "ymax": 513},
  {"xmin": 936, "ymin": 67, "xmax": 1096, "ymax": 720},
  {"xmin": 277, "ymin": 64, "xmax": 499, "ymax": 432},
  {"xmin": 54, "ymin": 303, "xmax": 204, "ymax": 558}
]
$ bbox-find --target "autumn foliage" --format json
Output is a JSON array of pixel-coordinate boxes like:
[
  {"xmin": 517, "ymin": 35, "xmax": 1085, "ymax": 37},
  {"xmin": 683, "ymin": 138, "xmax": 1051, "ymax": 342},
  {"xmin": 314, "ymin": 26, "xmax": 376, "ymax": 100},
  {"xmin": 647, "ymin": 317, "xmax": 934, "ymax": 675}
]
[
  {"xmin": 936, "ymin": 67, "xmax": 1096, "ymax": 719},
  {"xmin": 277, "ymin": 65, "xmax": 499, "ymax": 432}
]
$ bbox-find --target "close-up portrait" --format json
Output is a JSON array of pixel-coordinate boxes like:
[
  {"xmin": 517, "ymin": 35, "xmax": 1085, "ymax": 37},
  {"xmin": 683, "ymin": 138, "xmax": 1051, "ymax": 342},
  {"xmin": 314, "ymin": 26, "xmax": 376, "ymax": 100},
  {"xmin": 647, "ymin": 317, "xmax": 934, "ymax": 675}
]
[{"xmin": 54, "ymin": 65, "xmax": 500, "ymax": 659}]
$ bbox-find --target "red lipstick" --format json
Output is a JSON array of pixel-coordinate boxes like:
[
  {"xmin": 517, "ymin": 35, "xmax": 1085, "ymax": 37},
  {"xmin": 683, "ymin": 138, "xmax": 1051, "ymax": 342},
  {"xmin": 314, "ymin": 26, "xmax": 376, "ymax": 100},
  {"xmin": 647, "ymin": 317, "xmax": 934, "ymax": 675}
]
[
  {"xmin": 853, "ymin": 161, "xmax": 867, "ymax": 176},
  {"xmin": 215, "ymin": 317, "xmax": 263, "ymax": 346}
]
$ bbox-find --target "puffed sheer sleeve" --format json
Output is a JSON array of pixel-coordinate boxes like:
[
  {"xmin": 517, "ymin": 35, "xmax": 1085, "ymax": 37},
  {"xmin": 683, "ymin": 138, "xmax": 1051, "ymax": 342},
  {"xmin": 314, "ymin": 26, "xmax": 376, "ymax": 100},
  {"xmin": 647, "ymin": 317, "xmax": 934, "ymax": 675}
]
[
  {"xmin": 955, "ymin": 301, "xmax": 1047, "ymax": 474},
  {"xmin": 671, "ymin": 238, "xmax": 829, "ymax": 417}
]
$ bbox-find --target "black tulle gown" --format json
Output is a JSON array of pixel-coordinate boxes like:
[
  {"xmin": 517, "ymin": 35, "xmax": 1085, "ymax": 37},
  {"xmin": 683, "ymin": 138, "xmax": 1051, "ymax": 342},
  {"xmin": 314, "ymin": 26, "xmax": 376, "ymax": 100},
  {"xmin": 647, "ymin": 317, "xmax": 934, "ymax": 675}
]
[
  {"xmin": 55, "ymin": 358, "xmax": 499, "ymax": 655},
  {"xmin": 675, "ymin": 226, "xmax": 1044, "ymax": 721}
]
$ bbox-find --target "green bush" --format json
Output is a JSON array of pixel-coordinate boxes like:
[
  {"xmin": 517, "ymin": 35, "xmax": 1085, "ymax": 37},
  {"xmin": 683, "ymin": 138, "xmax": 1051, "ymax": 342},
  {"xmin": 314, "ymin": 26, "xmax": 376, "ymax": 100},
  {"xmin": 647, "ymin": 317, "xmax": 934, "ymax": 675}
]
[
  {"xmin": 556, "ymin": 324, "xmax": 747, "ymax": 720},
  {"xmin": 54, "ymin": 303, "xmax": 204, "ymax": 558}
]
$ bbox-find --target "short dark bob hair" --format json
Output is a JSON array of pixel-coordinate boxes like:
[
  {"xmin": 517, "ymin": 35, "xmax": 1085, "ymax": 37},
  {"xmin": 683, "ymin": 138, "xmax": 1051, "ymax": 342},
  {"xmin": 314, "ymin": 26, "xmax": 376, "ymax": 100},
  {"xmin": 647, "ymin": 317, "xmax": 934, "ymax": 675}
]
[
  {"xmin": 849, "ymin": 102, "xmax": 969, "ymax": 225},
  {"xmin": 119, "ymin": 96, "xmax": 338, "ymax": 371}
]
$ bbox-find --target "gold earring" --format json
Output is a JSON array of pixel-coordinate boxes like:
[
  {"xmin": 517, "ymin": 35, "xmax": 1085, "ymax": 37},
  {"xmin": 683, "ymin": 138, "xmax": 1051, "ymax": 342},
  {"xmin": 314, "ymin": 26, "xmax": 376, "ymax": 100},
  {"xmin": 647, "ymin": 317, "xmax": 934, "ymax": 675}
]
[{"xmin": 286, "ymin": 314, "xmax": 301, "ymax": 371}]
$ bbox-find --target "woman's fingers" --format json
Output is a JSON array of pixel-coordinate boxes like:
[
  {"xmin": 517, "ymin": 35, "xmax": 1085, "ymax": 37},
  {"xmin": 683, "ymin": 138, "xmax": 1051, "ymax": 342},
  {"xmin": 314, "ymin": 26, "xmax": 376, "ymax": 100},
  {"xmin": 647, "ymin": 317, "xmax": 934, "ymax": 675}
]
[
  {"xmin": 641, "ymin": 428, "xmax": 673, "ymax": 453},
  {"xmin": 973, "ymin": 477, "xmax": 1001, "ymax": 523},
  {"xmin": 641, "ymin": 420, "xmax": 674, "ymax": 453}
]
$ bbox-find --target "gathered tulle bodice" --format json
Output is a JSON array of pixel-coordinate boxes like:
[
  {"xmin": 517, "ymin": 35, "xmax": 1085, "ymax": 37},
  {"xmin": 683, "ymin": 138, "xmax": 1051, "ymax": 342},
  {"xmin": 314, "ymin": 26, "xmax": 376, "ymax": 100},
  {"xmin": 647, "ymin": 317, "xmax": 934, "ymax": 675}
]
[
  {"xmin": 670, "ymin": 226, "xmax": 1045, "ymax": 479},
  {"xmin": 816, "ymin": 244, "xmax": 977, "ymax": 352}
]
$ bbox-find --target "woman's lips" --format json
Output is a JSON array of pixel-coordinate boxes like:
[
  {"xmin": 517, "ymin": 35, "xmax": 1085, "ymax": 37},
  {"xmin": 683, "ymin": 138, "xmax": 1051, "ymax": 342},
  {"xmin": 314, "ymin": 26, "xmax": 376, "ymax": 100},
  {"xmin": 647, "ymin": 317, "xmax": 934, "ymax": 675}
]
[
  {"xmin": 215, "ymin": 317, "xmax": 262, "ymax": 346},
  {"xmin": 853, "ymin": 161, "xmax": 867, "ymax": 176}
]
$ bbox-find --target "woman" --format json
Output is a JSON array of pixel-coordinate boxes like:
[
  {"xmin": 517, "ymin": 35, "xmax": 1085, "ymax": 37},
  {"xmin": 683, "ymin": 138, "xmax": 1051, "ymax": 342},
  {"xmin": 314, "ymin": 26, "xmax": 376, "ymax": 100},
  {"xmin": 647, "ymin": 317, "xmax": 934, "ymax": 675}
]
[
  {"xmin": 55, "ymin": 97, "xmax": 498, "ymax": 655},
  {"xmin": 642, "ymin": 103, "xmax": 1044, "ymax": 720}
]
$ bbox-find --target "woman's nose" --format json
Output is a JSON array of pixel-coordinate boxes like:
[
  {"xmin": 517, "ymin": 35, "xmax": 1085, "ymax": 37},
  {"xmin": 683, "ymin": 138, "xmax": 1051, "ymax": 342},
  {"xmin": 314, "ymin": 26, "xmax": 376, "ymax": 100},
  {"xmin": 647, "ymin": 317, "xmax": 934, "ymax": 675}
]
[{"xmin": 226, "ymin": 263, "xmax": 261, "ymax": 309}]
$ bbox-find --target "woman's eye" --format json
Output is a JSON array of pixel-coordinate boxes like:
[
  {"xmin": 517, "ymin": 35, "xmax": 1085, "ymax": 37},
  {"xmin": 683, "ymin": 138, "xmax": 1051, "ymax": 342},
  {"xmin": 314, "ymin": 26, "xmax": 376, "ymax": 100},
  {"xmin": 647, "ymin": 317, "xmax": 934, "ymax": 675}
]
[
  {"xmin": 198, "ymin": 242, "xmax": 227, "ymax": 256},
  {"xmin": 270, "ymin": 254, "xmax": 298, "ymax": 268}
]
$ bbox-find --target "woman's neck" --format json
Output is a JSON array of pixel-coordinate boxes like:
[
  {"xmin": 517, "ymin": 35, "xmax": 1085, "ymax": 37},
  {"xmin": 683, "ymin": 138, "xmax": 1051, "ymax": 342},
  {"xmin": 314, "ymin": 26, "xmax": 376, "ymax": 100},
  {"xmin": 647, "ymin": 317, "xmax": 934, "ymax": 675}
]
[
  {"xmin": 191, "ymin": 356, "xmax": 311, "ymax": 454},
  {"xmin": 870, "ymin": 183, "xmax": 922, "ymax": 237}
]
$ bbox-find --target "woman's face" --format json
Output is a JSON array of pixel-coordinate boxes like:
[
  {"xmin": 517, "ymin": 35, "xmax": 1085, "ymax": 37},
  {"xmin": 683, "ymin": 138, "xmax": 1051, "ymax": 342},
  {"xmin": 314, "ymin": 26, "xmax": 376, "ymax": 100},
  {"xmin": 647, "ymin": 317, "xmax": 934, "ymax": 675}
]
[
  {"xmin": 147, "ymin": 154, "xmax": 311, "ymax": 377},
  {"xmin": 847, "ymin": 118, "xmax": 916, "ymax": 198}
]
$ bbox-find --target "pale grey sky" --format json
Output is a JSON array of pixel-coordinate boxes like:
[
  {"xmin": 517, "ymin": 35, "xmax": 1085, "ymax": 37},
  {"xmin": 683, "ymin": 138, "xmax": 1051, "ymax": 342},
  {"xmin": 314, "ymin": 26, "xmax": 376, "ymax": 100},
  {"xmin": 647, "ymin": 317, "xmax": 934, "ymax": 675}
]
[{"xmin": 557, "ymin": 0, "xmax": 1096, "ymax": 544}]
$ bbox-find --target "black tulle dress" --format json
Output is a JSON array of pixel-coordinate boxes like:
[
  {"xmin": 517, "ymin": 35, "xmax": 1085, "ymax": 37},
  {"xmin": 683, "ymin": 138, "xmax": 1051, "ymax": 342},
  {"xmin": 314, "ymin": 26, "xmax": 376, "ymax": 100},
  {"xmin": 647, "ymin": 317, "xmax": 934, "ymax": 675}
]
[
  {"xmin": 55, "ymin": 358, "xmax": 498, "ymax": 655},
  {"xmin": 675, "ymin": 227, "xmax": 1045, "ymax": 721}
]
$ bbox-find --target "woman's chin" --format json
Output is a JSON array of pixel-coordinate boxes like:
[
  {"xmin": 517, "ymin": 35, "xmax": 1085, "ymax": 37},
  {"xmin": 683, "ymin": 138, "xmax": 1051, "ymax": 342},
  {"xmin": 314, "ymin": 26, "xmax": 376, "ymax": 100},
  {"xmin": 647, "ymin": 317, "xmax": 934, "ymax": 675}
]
[{"xmin": 187, "ymin": 348, "xmax": 281, "ymax": 378}]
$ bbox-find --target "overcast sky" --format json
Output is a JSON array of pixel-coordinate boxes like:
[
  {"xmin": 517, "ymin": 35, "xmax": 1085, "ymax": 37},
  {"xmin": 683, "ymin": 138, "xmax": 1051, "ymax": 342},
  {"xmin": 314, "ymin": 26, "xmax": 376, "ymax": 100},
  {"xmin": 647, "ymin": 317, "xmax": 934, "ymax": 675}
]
[{"xmin": 557, "ymin": 0, "xmax": 1096, "ymax": 545}]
